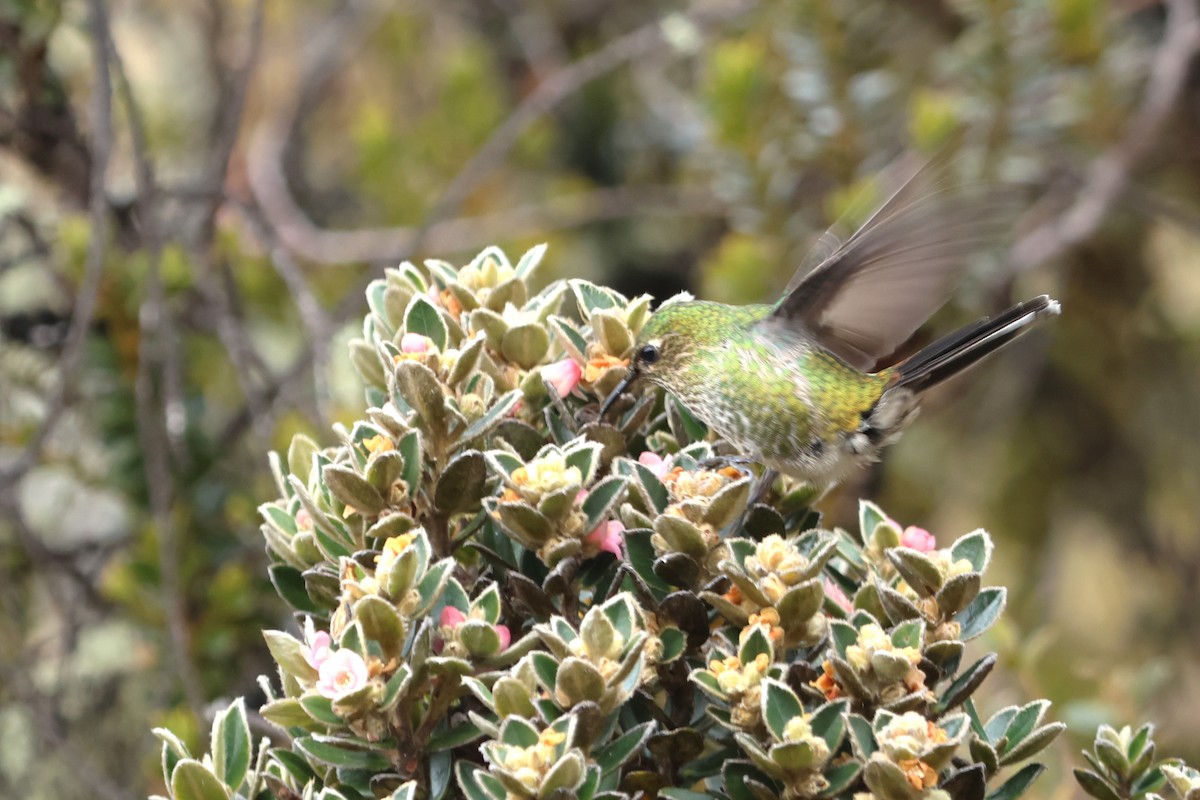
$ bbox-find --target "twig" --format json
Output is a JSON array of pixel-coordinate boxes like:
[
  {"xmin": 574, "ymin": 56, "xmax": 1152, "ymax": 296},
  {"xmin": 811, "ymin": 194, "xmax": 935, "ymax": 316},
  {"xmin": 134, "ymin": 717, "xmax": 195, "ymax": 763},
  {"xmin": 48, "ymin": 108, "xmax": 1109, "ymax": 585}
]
[
  {"xmin": 232, "ymin": 199, "xmax": 336, "ymax": 421},
  {"xmin": 0, "ymin": 0, "xmax": 114, "ymax": 488},
  {"xmin": 103, "ymin": 3, "xmax": 207, "ymax": 721},
  {"xmin": 248, "ymin": 0, "xmax": 750, "ymax": 265},
  {"xmin": 244, "ymin": 182, "xmax": 727, "ymax": 265},
  {"xmin": 1012, "ymin": 0, "xmax": 1200, "ymax": 268}
]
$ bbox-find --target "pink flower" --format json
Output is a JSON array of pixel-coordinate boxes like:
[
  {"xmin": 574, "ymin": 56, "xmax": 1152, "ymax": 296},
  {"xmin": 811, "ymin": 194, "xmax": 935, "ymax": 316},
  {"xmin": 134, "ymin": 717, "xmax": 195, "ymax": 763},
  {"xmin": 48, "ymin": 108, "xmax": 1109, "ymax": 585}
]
[
  {"xmin": 585, "ymin": 520, "xmax": 625, "ymax": 559},
  {"xmin": 900, "ymin": 526, "xmax": 937, "ymax": 553},
  {"xmin": 637, "ymin": 451, "xmax": 669, "ymax": 478},
  {"xmin": 315, "ymin": 649, "xmax": 368, "ymax": 699},
  {"xmin": 823, "ymin": 578, "xmax": 852, "ymax": 613},
  {"xmin": 495, "ymin": 625, "xmax": 512, "ymax": 651},
  {"xmin": 542, "ymin": 358, "xmax": 582, "ymax": 398},
  {"xmin": 301, "ymin": 617, "xmax": 332, "ymax": 670},
  {"xmin": 400, "ymin": 333, "xmax": 435, "ymax": 353},
  {"xmin": 295, "ymin": 509, "xmax": 313, "ymax": 530},
  {"xmin": 440, "ymin": 606, "xmax": 467, "ymax": 628}
]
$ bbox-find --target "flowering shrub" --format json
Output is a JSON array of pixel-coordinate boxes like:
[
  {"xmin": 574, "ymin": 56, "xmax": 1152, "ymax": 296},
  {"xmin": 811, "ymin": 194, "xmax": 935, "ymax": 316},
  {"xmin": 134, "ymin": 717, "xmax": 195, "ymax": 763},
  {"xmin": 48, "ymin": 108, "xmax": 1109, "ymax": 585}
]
[{"xmin": 152, "ymin": 246, "xmax": 1195, "ymax": 800}]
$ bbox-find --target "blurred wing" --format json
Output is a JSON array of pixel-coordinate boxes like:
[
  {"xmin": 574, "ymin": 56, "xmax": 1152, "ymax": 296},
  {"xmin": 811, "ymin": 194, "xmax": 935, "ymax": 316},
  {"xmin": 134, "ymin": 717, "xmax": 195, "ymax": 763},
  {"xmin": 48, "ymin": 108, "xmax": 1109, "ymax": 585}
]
[{"xmin": 767, "ymin": 154, "xmax": 1022, "ymax": 371}]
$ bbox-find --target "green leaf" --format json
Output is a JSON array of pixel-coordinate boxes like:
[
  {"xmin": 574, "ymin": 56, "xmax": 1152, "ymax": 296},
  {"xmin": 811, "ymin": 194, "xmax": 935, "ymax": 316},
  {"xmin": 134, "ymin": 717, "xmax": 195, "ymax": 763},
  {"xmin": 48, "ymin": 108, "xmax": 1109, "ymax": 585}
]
[
  {"xmin": 436, "ymin": 450, "xmax": 488, "ymax": 513},
  {"xmin": 858, "ymin": 500, "xmax": 889, "ymax": 546},
  {"xmin": 988, "ymin": 763, "xmax": 1045, "ymax": 800},
  {"xmin": 355, "ymin": 595, "xmax": 407, "ymax": 657},
  {"xmin": 1002, "ymin": 700, "xmax": 1050, "ymax": 750},
  {"xmin": 667, "ymin": 397, "xmax": 708, "ymax": 446},
  {"xmin": 171, "ymin": 760, "xmax": 231, "ymax": 800},
  {"xmin": 583, "ymin": 476, "xmax": 628, "ymax": 530},
  {"xmin": 515, "ymin": 243, "xmax": 548, "ymax": 279},
  {"xmin": 211, "ymin": 698, "xmax": 252, "ymax": 790},
  {"xmin": 891, "ymin": 619, "xmax": 924, "ymax": 650},
  {"xmin": 293, "ymin": 736, "xmax": 393, "ymax": 770},
  {"xmin": 456, "ymin": 761, "xmax": 505, "ymax": 800},
  {"xmin": 809, "ymin": 699, "xmax": 848, "ymax": 750},
  {"xmin": 548, "ymin": 318, "xmax": 590, "ymax": 368},
  {"xmin": 957, "ymin": 587, "xmax": 1007, "ymax": 640},
  {"xmin": 405, "ymin": 294, "xmax": 449, "ymax": 350},
  {"xmin": 595, "ymin": 722, "xmax": 655, "ymax": 774},
  {"xmin": 268, "ymin": 565, "xmax": 320, "ymax": 613},
  {"xmin": 951, "ymin": 529, "xmax": 993, "ymax": 573},
  {"xmin": 428, "ymin": 720, "xmax": 486, "ymax": 752},
  {"xmin": 501, "ymin": 323, "xmax": 551, "ymax": 369},
  {"xmin": 299, "ymin": 694, "xmax": 343, "ymax": 725},
  {"xmin": 414, "ymin": 558, "xmax": 455, "ymax": 616},
  {"xmin": 1075, "ymin": 769, "xmax": 1122, "ymax": 800},
  {"xmin": 570, "ymin": 279, "xmax": 622, "ymax": 316},
  {"xmin": 846, "ymin": 714, "xmax": 876, "ymax": 759},
  {"xmin": 397, "ymin": 430, "xmax": 423, "ymax": 498},
  {"xmin": 1000, "ymin": 723, "xmax": 1066, "ymax": 765},
  {"xmin": 820, "ymin": 760, "xmax": 863, "ymax": 797},
  {"xmin": 262, "ymin": 630, "xmax": 316, "ymax": 681},
  {"xmin": 759, "ymin": 679, "xmax": 803, "ymax": 742},
  {"xmin": 936, "ymin": 653, "xmax": 997, "ymax": 714},
  {"xmin": 887, "ymin": 547, "xmax": 944, "ymax": 597},
  {"xmin": 499, "ymin": 716, "xmax": 541, "ymax": 747},
  {"xmin": 542, "ymin": 751, "xmax": 587, "ymax": 795},
  {"xmin": 154, "ymin": 727, "xmax": 191, "ymax": 785},
  {"xmin": 395, "ymin": 361, "xmax": 450, "ymax": 440},
  {"xmin": 323, "ymin": 464, "xmax": 386, "ymax": 515}
]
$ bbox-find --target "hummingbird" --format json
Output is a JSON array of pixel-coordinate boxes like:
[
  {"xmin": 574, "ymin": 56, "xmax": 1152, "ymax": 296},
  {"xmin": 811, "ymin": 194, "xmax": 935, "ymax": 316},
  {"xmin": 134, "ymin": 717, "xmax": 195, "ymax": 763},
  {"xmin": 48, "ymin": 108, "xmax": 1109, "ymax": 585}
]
[{"xmin": 600, "ymin": 157, "xmax": 1060, "ymax": 493}]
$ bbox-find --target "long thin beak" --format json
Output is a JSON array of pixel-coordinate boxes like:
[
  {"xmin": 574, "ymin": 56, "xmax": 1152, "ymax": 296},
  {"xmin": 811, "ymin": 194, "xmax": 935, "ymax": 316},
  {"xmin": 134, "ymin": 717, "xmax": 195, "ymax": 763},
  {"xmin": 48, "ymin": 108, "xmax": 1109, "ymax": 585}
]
[{"xmin": 599, "ymin": 367, "xmax": 639, "ymax": 419}]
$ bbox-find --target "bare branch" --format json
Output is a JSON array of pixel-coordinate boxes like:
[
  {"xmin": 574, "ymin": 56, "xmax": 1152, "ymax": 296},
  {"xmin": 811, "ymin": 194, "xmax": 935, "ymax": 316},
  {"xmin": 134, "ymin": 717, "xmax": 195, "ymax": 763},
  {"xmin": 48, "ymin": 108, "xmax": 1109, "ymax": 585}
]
[
  {"xmin": 104, "ymin": 3, "xmax": 208, "ymax": 721},
  {"xmin": 0, "ymin": 0, "xmax": 114, "ymax": 488},
  {"xmin": 1012, "ymin": 0, "xmax": 1200, "ymax": 268},
  {"xmin": 249, "ymin": 0, "xmax": 750, "ymax": 265}
]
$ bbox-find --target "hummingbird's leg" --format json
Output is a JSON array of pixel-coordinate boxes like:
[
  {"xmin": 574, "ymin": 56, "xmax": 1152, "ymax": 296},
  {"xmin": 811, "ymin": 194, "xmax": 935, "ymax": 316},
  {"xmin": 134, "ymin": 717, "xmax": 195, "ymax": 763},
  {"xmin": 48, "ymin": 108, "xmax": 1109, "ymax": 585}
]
[
  {"xmin": 698, "ymin": 454, "xmax": 757, "ymax": 470},
  {"xmin": 746, "ymin": 468, "xmax": 780, "ymax": 510},
  {"xmin": 726, "ymin": 468, "xmax": 781, "ymax": 537}
]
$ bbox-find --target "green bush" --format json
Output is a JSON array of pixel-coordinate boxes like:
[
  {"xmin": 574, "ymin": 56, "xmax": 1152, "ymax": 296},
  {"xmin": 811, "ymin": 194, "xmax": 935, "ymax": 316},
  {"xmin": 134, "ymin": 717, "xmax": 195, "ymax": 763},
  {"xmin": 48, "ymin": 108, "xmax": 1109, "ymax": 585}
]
[{"xmin": 151, "ymin": 247, "xmax": 1196, "ymax": 800}]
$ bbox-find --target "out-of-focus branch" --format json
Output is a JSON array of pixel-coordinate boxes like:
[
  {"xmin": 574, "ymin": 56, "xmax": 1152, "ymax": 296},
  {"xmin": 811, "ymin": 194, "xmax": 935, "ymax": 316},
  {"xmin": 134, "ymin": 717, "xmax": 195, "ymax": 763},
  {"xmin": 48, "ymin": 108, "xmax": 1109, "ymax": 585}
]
[
  {"xmin": 104, "ymin": 3, "xmax": 207, "ymax": 722},
  {"xmin": 243, "ymin": 183, "xmax": 728, "ymax": 265},
  {"xmin": 0, "ymin": 661, "xmax": 137, "ymax": 800},
  {"xmin": 248, "ymin": 0, "xmax": 749, "ymax": 266},
  {"xmin": 1012, "ymin": 0, "xmax": 1200, "ymax": 268},
  {"xmin": 0, "ymin": 0, "xmax": 114, "ymax": 488}
]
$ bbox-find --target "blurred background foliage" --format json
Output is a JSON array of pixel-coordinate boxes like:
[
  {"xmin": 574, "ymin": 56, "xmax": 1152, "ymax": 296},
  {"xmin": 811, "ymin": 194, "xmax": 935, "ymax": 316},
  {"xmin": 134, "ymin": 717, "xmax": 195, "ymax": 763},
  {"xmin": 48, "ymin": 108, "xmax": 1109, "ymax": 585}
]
[{"xmin": 2, "ymin": 0, "xmax": 1200, "ymax": 797}]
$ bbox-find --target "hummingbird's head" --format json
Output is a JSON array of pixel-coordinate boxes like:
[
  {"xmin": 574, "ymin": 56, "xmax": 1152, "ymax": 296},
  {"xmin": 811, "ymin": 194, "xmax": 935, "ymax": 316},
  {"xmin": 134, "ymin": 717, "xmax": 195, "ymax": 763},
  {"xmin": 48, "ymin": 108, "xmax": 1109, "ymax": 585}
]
[{"xmin": 599, "ymin": 300, "xmax": 752, "ymax": 418}]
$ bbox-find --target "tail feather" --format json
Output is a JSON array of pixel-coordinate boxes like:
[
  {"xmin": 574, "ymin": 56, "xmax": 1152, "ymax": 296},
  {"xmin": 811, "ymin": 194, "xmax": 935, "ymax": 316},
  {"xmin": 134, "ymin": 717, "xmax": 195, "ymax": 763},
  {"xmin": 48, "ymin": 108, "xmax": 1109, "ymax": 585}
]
[{"xmin": 894, "ymin": 295, "xmax": 1060, "ymax": 394}]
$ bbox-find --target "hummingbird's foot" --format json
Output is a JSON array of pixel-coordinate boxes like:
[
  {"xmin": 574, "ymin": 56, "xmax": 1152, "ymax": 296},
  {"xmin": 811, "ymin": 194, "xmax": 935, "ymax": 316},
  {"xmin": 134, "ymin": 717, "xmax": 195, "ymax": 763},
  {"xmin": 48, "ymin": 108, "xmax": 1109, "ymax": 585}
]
[
  {"xmin": 698, "ymin": 455, "xmax": 757, "ymax": 472},
  {"xmin": 723, "ymin": 468, "xmax": 781, "ymax": 538}
]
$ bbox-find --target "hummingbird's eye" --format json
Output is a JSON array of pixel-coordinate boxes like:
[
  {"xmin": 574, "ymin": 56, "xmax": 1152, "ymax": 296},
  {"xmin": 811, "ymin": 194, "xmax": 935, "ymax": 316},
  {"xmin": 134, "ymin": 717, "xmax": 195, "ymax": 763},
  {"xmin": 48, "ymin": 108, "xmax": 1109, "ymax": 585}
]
[{"xmin": 638, "ymin": 344, "xmax": 660, "ymax": 365}]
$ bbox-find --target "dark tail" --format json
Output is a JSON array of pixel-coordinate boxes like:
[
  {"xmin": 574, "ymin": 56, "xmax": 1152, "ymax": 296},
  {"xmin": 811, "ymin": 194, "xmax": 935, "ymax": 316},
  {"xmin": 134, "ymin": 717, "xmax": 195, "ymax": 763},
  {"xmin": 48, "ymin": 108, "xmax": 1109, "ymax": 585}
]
[{"xmin": 894, "ymin": 295, "xmax": 1060, "ymax": 393}]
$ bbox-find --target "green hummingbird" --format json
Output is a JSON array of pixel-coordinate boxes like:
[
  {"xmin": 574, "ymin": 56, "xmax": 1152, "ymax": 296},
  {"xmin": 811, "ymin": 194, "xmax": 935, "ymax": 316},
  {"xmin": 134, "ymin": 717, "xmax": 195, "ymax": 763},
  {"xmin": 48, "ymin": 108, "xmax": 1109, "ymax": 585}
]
[{"xmin": 600, "ymin": 159, "xmax": 1060, "ymax": 492}]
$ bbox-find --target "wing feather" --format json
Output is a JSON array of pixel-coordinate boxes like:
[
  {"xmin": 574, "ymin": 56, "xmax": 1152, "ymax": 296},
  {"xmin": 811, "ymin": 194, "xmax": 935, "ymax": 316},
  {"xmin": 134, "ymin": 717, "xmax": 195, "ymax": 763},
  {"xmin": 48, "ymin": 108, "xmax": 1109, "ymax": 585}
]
[{"xmin": 768, "ymin": 153, "xmax": 1022, "ymax": 370}]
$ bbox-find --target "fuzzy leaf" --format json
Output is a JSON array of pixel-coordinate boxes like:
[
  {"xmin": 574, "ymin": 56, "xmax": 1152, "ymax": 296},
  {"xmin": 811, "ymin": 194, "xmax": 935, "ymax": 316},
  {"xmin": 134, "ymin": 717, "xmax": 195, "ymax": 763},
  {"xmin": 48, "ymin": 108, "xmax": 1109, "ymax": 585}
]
[
  {"xmin": 595, "ymin": 722, "xmax": 655, "ymax": 774},
  {"xmin": 887, "ymin": 547, "xmax": 944, "ymax": 596},
  {"xmin": 436, "ymin": 450, "xmax": 488, "ymax": 513},
  {"xmin": 583, "ymin": 476, "xmax": 628, "ymax": 530},
  {"xmin": 405, "ymin": 294, "xmax": 449, "ymax": 350},
  {"xmin": 951, "ymin": 529, "xmax": 993, "ymax": 573},
  {"xmin": 760, "ymin": 679, "xmax": 803, "ymax": 741},
  {"xmin": 323, "ymin": 464, "xmax": 386, "ymax": 515},
  {"xmin": 988, "ymin": 763, "xmax": 1045, "ymax": 800},
  {"xmin": 956, "ymin": 587, "xmax": 1007, "ymax": 640},
  {"xmin": 171, "ymin": 760, "xmax": 231, "ymax": 800},
  {"xmin": 937, "ymin": 653, "xmax": 997, "ymax": 714},
  {"xmin": 210, "ymin": 698, "xmax": 251, "ymax": 790}
]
